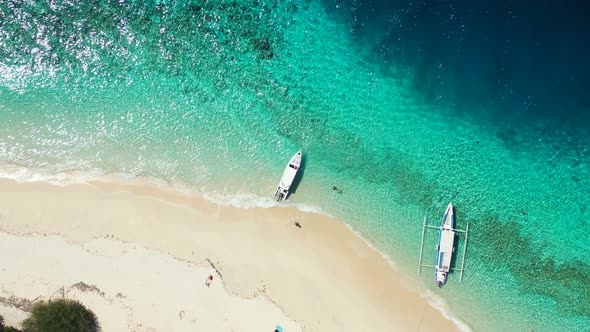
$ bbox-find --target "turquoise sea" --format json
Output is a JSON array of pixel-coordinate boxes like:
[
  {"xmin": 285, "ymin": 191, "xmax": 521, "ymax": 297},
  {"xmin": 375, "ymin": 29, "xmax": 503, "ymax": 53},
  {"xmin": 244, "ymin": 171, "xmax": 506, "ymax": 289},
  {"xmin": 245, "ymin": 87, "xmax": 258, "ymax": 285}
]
[{"xmin": 1, "ymin": 0, "xmax": 589, "ymax": 330}]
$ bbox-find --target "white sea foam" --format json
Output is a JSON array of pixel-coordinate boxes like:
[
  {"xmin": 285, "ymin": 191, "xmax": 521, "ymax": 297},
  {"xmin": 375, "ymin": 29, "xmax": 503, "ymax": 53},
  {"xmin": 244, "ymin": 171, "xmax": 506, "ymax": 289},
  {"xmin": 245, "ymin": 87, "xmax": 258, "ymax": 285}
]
[
  {"xmin": 201, "ymin": 192, "xmax": 330, "ymax": 216},
  {"xmin": 203, "ymin": 192, "xmax": 281, "ymax": 209},
  {"xmin": 0, "ymin": 162, "xmax": 105, "ymax": 186},
  {"xmin": 421, "ymin": 289, "xmax": 473, "ymax": 332},
  {"xmin": 341, "ymin": 222, "xmax": 399, "ymax": 271},
  {"xmin": 0, "ymin": 162, "xmax": 175, "ymax": 195}
]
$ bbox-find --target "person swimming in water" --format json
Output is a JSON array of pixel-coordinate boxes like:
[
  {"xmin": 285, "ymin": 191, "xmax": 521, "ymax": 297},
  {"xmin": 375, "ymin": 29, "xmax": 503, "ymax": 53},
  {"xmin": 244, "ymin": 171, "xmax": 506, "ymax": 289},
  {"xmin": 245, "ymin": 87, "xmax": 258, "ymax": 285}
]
[{"xmin": 331, "ymin": 185, "xmax": 342, "ymax": 194}]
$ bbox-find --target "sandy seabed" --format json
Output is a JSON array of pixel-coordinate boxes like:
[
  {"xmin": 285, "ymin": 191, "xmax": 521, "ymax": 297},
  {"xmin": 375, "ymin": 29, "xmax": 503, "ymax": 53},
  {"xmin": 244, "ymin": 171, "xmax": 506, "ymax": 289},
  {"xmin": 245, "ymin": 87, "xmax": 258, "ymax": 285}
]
[{"xmin": 0, "ymin": 178, "xmax": 460, "ymax": 332}]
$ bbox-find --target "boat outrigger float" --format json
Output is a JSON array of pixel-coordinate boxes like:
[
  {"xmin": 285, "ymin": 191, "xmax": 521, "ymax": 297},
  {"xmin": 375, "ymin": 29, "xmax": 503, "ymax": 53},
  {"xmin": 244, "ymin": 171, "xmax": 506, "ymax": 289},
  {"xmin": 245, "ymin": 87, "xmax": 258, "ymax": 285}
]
[
  {"xmin": 274, "ymin": 151, "xmax": 302, "ymax": 201},
  {"xmin": 418, "ymin": 203, "xmax": 470, "ymax": 287}
]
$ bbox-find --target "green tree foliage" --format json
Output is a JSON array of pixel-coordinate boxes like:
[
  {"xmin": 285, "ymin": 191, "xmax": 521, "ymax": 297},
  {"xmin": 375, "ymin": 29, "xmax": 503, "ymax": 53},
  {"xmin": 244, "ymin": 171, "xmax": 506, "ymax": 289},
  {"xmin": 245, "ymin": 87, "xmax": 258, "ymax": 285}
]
[
  {"xmin": 21, "ymin": 299, "xmax": 98, "ymax": 332},
  {"xmin": 4, "ymin": 327, "xmax": 22, "ymax": 332}
]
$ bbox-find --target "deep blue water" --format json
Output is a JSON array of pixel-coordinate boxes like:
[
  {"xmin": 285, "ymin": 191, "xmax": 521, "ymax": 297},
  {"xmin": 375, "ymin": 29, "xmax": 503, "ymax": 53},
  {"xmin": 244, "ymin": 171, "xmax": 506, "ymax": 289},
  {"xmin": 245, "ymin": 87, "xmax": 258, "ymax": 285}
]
[{"xmin": 325, "ymin": 0, "xmax": 590, "ymax": 127}]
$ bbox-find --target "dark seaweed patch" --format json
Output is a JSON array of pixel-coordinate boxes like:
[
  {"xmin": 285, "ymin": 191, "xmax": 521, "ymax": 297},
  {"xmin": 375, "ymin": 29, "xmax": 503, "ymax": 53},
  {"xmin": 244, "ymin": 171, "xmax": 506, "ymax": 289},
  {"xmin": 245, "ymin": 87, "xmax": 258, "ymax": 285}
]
[{"xmin": 475, "ymin": 215, "xmax": 590, "ymax": 317}]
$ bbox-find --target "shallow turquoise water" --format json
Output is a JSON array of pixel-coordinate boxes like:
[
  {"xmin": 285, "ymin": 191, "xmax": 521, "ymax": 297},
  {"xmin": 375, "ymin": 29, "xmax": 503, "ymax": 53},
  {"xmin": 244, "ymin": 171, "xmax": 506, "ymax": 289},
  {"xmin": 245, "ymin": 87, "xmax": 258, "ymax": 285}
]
[{"xmin": 1, "ymin": 1, "xmax": 589, "ymax": 331}]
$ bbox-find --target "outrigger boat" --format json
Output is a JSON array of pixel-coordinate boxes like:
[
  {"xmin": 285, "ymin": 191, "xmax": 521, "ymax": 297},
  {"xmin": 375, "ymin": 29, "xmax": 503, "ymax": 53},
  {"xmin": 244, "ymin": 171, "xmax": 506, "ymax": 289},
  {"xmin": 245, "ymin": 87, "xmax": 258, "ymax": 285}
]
[
  {"xmin": 418, "ymin": 202, "xmax": 469, "ymax": 287},
  {"xmin": 274, "ymin": 151, "xmax": 302, "ymax": 201},
  {"xmin": 435, "ymin": 203, "xmax": 455, "ymax": 287}
]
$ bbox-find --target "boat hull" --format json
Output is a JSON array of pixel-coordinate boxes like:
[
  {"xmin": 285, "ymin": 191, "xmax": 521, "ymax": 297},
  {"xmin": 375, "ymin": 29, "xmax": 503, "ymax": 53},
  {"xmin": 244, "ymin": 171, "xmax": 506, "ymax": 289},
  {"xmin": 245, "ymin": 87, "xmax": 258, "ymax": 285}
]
[
  {"xmin": 435, "ymin": 203, "xmax": 455, "ymax": 286},
  {"xmin": 274, "ymin": 151, "xmax": 302, "ymax": 201}
]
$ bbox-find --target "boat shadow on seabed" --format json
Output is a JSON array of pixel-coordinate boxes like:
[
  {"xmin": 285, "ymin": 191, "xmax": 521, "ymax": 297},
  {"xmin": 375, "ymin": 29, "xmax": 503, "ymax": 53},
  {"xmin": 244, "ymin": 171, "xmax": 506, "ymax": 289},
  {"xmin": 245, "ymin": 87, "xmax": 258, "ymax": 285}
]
[{"xmin": 287, "ymin": 153, "xmax": 306, "ymax": 196}]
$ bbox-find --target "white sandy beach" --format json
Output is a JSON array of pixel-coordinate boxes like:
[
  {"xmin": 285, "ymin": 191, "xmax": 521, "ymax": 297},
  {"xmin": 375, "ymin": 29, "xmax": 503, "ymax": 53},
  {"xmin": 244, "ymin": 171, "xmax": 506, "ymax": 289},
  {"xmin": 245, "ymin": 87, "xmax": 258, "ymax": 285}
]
[{"xmin": 0, "ymin": 178, "xmax": 461, "ymax": 331}]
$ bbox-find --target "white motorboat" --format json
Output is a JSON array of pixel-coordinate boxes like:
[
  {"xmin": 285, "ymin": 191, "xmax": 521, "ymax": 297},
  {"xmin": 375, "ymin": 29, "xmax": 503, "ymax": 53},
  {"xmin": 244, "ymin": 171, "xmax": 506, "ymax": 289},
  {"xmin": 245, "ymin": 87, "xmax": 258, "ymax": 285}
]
[{"xmin": 274, "ymin": 151, "xmax": 302, "ymax": 201}]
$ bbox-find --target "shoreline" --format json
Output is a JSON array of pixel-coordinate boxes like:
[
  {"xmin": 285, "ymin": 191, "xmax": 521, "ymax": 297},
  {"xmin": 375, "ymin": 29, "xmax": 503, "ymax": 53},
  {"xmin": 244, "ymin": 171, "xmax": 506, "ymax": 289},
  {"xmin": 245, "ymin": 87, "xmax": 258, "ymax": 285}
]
[{"xmin": 0, "ymin": 177, "xmax": 465, "ymax": 331}]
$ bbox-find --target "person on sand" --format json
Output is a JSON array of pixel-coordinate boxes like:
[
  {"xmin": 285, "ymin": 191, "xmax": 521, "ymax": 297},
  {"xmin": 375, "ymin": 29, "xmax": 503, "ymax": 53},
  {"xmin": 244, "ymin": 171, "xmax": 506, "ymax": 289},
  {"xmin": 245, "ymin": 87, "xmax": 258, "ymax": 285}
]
[
  {"xmin": 294, "ymin": 221, "xmax": 302, "ymax": 228},
  {"xmin": 205, "ymin": 275, "xmax": 213, "ymax": 287}
]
